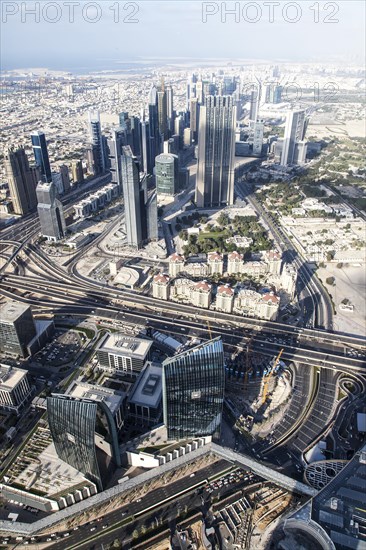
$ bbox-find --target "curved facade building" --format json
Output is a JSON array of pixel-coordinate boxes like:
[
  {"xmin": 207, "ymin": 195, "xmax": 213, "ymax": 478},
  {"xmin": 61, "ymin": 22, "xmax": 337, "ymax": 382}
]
[
  {"xmin": 47, "ymin": 395, "xmax": 121, "ymax": 491},
  {"xmin": 162, "ymin": 338, "xmax": 225, "ymax": 441}
]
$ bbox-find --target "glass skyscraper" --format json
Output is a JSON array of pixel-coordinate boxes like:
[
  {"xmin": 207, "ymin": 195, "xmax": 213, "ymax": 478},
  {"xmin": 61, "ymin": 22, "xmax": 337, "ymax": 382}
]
[
  {"xmin": 31, "ymin": 131, "xmax": 52, "ymax": 183},
  {"xmin": 155, "ymin": 153, "xmax": 178, "ymax": 195},
  {"xmin": 281, "ymin": 109, "xmax": 308, "ymax": 166},
  {"xmin": 195, "ymin": 95, "xmax": 236, "ymax": 208},
  {"xmin": 47, "ymin": 395, "xmax": 121, "ymax": 491},
  {"xmin": 162, "ymin": 338, "xmax": 225, "ymax": 440},
  {"xmin": 4, "ymin": 146, "xmax": 38, "ymax": 215},
  {"xmin": 36, "ymin": 180, "xmax": 66, "ymax": 241},
  {"xmin": 88, "ymin": 111, "xmax": 106, "ymax": 174}
]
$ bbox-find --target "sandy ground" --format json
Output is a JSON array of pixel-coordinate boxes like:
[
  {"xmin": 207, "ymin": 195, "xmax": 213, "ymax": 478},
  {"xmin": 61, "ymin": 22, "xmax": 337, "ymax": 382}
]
[{"xmin": 317, "ymin": 263, "xmax": 366, "ymax": 337}]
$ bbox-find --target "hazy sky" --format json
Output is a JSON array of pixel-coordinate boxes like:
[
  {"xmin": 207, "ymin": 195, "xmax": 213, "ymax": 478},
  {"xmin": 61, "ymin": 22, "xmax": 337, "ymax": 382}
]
[{"xmin": 1, "ymin": 1, "xmax": 365, "ymax": 71}]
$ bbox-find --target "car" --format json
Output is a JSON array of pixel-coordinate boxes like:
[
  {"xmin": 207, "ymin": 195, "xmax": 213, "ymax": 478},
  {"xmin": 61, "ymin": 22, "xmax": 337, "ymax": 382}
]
[
  {"xmin": 102, "ymin": 524, "xmax": 109, "ymax": 530},
  {"xmin": 63, "ymin": 532, "xmax": 70, "ymax": 537},
  {"xmin": 136, "ymin": 498, "xmax": 141, "ymax": 503},
  {"xmin": 90, "ymin": 527, "xmax": 97, "ymax": 532}
]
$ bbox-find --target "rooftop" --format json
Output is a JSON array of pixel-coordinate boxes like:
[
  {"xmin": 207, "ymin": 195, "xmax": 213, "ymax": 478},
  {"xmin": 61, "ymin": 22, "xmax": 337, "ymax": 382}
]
[
  {"xmin": 128, "ymin": 363, "xmax": 162, "ymax": 409},
  {"xmin": 0, "ymin": 364, "xmax": 28, "ymax": 389},
  {"xmin": 100, "ymin": 333, "xmax": 152, "ymax": 359},
  {"xmin": 66, "ymin": 380, "xmax": 125, "ymax": 416},
  {"xmin": 0, "ymin": 301, "xmax": 32, "ymax": 323}
]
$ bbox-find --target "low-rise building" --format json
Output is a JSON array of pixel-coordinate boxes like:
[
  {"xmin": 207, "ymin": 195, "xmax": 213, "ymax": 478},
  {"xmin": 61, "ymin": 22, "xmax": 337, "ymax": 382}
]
[
  {"xmin": 227, "ymin": 251, "xmax": 244, "ymax": 275},
  {"xmin": 97, "ymin": 334, "xmax": 153, "ymax": 377},
  {"xmin": 0, "ymin": 364, "xmax": 33, "ymax": 414},
  {"xmin": 168, "ymin": 253, "xmax": 185, "ymax": 278},
  {"xmin": 152, "ymin": 274, "xmax": 170, "ymax": 300},
  {"xmin": 234, "ymin": 289, "xmax": 279, "ymax": 320},
  {"xmin": 128, "ymin": 363, "xmax": 162, "ymax": 427},
  {"xmin": 216, "ymin": 284, "xmax": 234, "ymax": 313},
  {"xmin": 192, "ymin": 281, "xmax": 212, "ymax": 309},
  {"xmin": 207, "ymin": 252, "xmax": 224, "ymax": 275}
]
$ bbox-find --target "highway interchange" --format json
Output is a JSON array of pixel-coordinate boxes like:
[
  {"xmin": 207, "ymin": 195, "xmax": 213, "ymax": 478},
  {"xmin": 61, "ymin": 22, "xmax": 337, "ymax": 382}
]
[{"xmin": 0, "ymin": 176, "xmax": 365, "ymax": 549}]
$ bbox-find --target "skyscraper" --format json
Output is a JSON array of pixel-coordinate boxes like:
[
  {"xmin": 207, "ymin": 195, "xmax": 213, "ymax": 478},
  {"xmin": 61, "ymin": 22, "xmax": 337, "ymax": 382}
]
[
  {"xmin": 166, "ymin": 85, "xmax": 174, "ymax": 134},
  {"xmin": 47, "ymin": 394, "xmax": 121, "ymax": 491},
  {"xmin": 121, "ymin": 146, "xmax": 157, "ymax": 248},
  {"xmin": 249, "ymin": 87, "xmax": 260, "ymax": 122},
  {"xmin": 4, "ymin": 147, "xmax": 38, "ymax": 215},
  {"xmin": 88, "ymin": 111, "xmax": 106, "ymax": 174},
  {"xmin": 162, "ymin": 338, "xmax": 225, "ymax": 440},
  {"xmin": 155, "ymin": 153, "xmax": 178, "ymax": 196},
  {"xmin": 195, "ymin": 95, "xmax": 236, "ymax": 208},
  {"xmin": 107, "ymin": 128, "xmax": 124, "ymax": 191},
  {"xmin": 189, "ymin": 97, "xmax": 199, "ymax": 142},
  {"xmin": 281, "ymin": 109, "xmax": 307, "ymax": 166},
  {"xmin": 36, "ymin": 179, "xmax": 66, "ymax": 241},
  {"xmin": 121, "ymin": 146, "xmax": 143, "ymax": 248},
  {"xmin": 31, "ymin": 131, "xmax": 52, "ymax": 183},
  {"xmin": 0, "ymin": 302, "xmax": 37, "ymax": 358},
  {"xmin": 252, "ymin": 122, "xmax": 264, "ymax": 156},
  {"xmin": 157, "ymin": 88, "xmax": 168, "ymax": 140},
  {"xmin": 148, "ymin": 85, "xmax": 160, "ymax": 161}
]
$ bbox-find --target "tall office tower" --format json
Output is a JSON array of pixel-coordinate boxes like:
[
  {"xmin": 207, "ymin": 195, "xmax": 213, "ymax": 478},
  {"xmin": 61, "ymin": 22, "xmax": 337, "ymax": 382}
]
[
  {"xmin": 107, "ymin": 128, "xmax": 124, "ymax": 190},
  {"xmin": 119, "ymin": 111, "xmax": 129, "ymax": 126},
  {"xmin": 196, "ymin": 80, "xmax": 204, "ymax": 104},
  {"xmin": 36, "ymin": 180, "xmax": 66, "ymax": 241},
  {"xmin": 162, "ymin": 338, "xmax": 225, "ymax": 440},
  {"xmin": 166, "ymin": 85, "xmax": 174, "ymax": 135},
  {"xmin": 157, "ymin": 88, "xmax": 168, "ymax": 140},
  {"xmin": 189, "ymin": 97, "xmax": 199, "ymax": 142},
  {"xmin": 4, "ymin": 147, "xmax": 38, "ymax": 215},
  {"xmin": 71, "ymin": 160, "xmax": 84, "ymax": 184},
  {"xmin": 174, "ymin": 114, "xmax": 185, "ymax": 142},
  {"xmin": 145, "ymin": 188, "xmax": 158, "ymax": 242},
  {"xmin": 249, "ymin": 87, "xmax": 261, "ymax": 122},
  {"xmin": 121, "ymin": 146, "xmax": 149, "ymax": 249},
  {"xmin": 281, "ymin": 109, "xmax": 307, "ymax": 166},
  {"xmin": 51, "ymin": 171, "xmax": 64, "ymax": 195},
  {"xmin": 155, "ymin": 153, "xmax": 178, "ymax": 195},
  {"xmin": 0, "ymin": 302, "xmax": 37, "ymax": 358},
  {"xmin": 252, "ymin": 122, "xmax": 264, "ymax": 156},
  {"xmin": 88, "ymin": 111, "xmax": 106, "ymax": 174},
  {"xmin": 186, "ymin": 73, "xmax": 197, "ymax": 110},
  {"xmin": 31, "ymin": 131, "xmax": 52, "ymax": 183},
  {"xmin": 140, "ymin": 118, "xmax": 151, "ymax": 174},
  {"xmin": 47, "ymin": 395, "xmax": 121, "ymax": 492},
  {"xmin": 273, "ymin": 84, "xmax": 283, "ymax": 104},
  {"xmin": 148, "ymin": 85, "xmax": 160, "ymax": 161},
  {"xmin": 130, "ymin": 116, "xmax": 142, "ymax": 158},
  {"xmin": 59, "ymin": 165, "xmax": 71, "ymax": 193},
  {"xmin": 195, "ymin": 95, "xmax": 236, "ymax": 208}
]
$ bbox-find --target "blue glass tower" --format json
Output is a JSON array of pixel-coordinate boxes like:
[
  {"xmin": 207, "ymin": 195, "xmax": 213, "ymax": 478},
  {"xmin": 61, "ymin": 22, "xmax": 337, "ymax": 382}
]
[
  {"xmin": 162, "ymin": 338, "xmax": 225, "ymax": 440},
  {"xmin": 47, "ymin": 395, "xmax": 121, "ymax": 491},
  {"xmin": 31, "ymin": 131, "xmax": 52, "ymax": 183}
]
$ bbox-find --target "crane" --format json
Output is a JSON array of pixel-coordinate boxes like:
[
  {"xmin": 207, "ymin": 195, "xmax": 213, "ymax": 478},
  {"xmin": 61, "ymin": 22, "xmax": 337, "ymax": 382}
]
[{"xmin": 262, "ymin": 348, "xmax": 284, "ymax": 405}]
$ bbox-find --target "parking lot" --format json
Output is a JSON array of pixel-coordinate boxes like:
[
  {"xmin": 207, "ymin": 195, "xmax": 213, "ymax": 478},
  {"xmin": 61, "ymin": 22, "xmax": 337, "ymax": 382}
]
[{"xmin": 31, "ymin": 329, "xmax": 81, "ymax": 368}]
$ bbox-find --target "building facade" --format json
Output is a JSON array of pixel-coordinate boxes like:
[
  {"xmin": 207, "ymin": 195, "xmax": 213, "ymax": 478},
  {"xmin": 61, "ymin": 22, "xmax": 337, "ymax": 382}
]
[
  {"xmin": 155, "ymin": 153, "xmax": 178, "ymax": 196},
  {"xmin": 88, "ymin": 111, "xmax": 106, "ymax": 174},
  {"xmin": 195, "ymin": 95, "xmax": 236, "ymax": 208},
  {"xmin": 281, "ymin": 109, "xmax": 307, "ymax": 166},
  {"xmin": 31, "ymin": 131, "xmax": 52, "ymax": 183},
  {"xmin": 162, "ymin": 338, "xmax": 225, "ymax": 440},
  {"xmin": 152, "ymin": 274, "xmax": 170, "ymax": 300},
  {"xmin": 0, "ymin": 364, "xmax": 33, "ymax": 414},
  {"xmin": 0, "ymin": 302, "xmax": 37, "ymax": 357},
  {"xmin": 4, "ymin": 147, "xmax": 38, "ymax": 215},
  {"xmin": 97, "ymin": 333, "xmax": 152, "ymax": 376},
  {"xmin": 47, "ymin": 395, "xmax": 121, "ymax": 492},
  {"xmin": 36, "ymin": 180, "xmax": 66, "ymax": 241}
]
